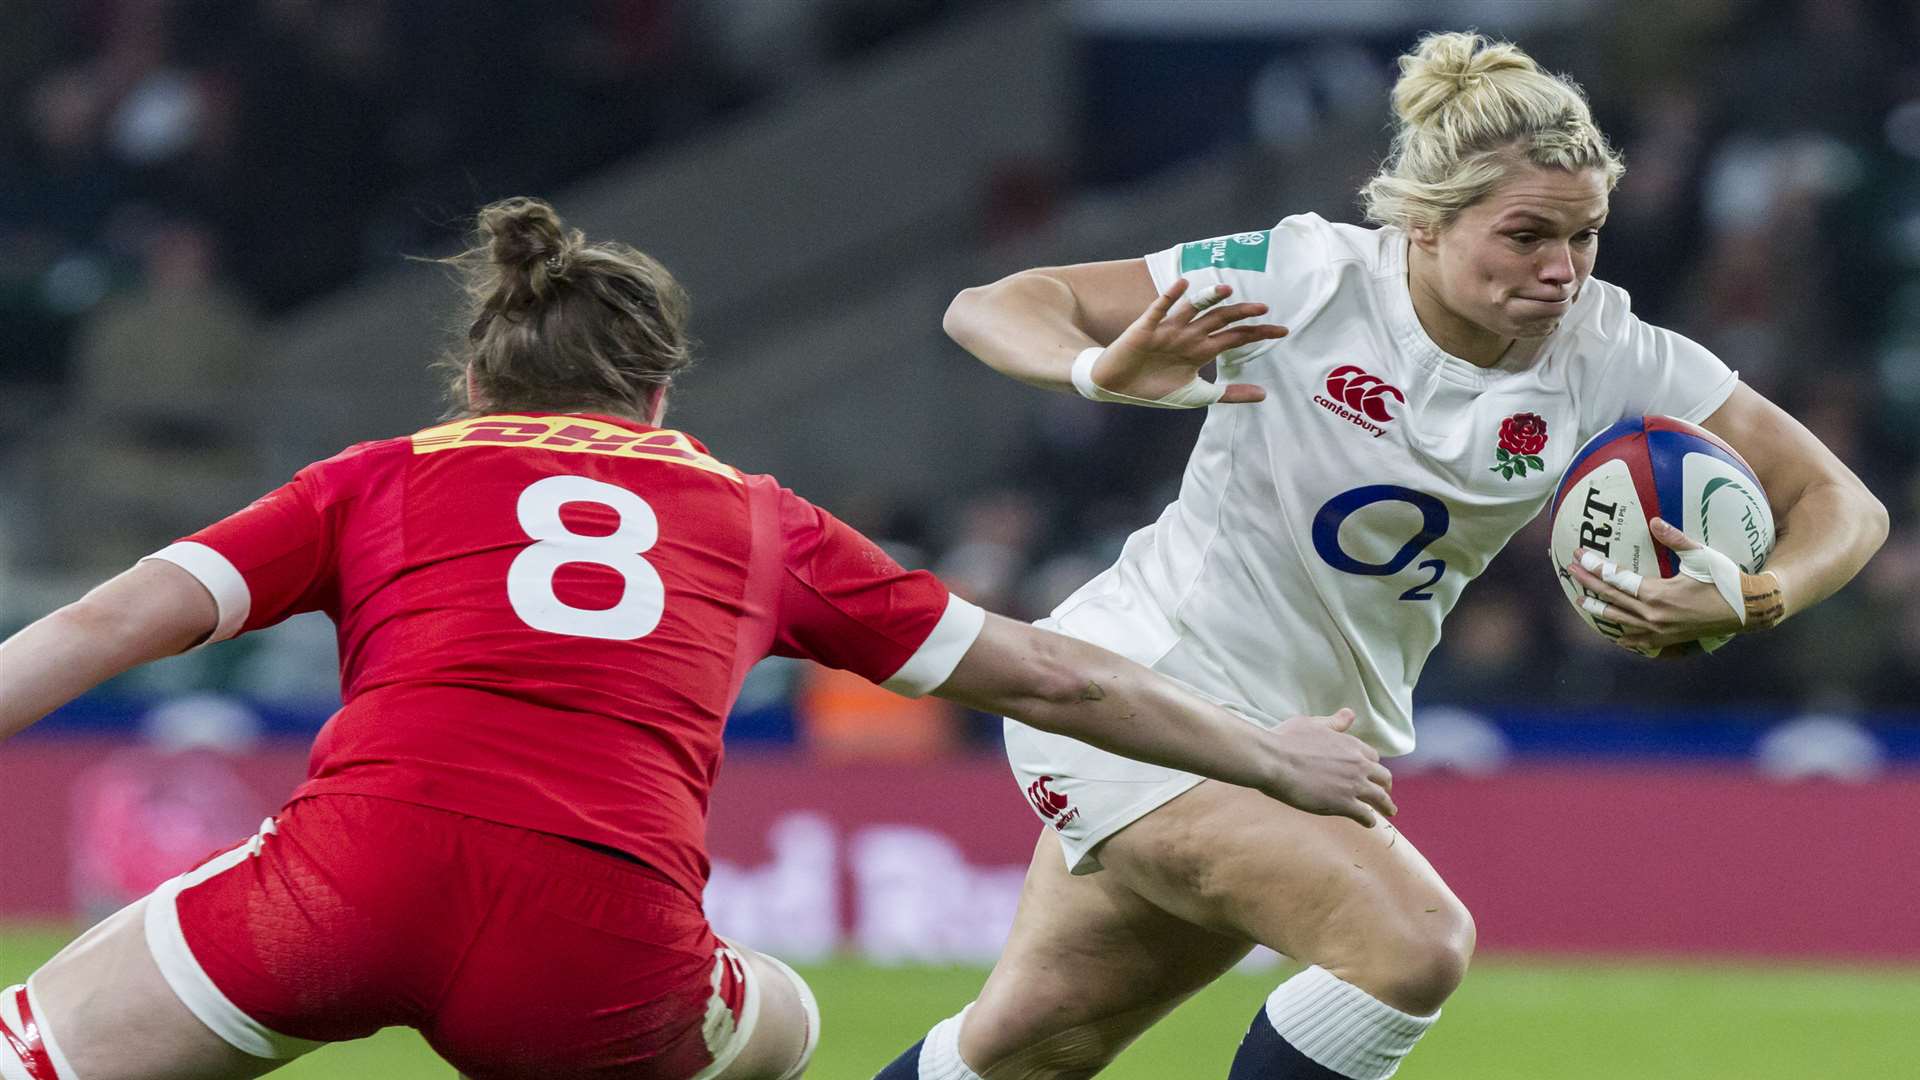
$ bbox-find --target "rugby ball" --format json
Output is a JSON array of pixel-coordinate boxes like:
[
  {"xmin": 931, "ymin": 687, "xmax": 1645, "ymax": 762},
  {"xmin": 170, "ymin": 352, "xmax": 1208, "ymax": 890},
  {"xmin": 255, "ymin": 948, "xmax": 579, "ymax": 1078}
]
[{"xmin": 1548, "ymin": 416, "xmax": 1774, "ymax": 655}]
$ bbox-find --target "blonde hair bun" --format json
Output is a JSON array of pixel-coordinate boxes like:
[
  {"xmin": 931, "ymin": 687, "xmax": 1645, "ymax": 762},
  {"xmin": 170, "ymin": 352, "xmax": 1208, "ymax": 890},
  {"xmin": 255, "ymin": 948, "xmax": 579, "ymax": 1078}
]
[
  {"xmin": 1361, "ymin": 31, "xmax": 1624, "ymax": 232},
  {"xmin": 1392, "ymin": 32, "xmax": 1539, "ymax": 130}
]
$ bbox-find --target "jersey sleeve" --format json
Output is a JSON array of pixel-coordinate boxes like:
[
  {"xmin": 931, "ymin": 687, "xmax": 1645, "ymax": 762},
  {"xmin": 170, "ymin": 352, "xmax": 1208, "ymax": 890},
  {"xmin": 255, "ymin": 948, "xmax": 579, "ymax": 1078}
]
[
  {"xmin": 771, "ymin": 488, "xmax": 984, "ymax": 697},
  {"xmin": 1142, "ymin": 212, "xmax": 1334, "ymax": 368},
  {"xmin": 140, "ymin": 467, "xmax": 337, "ymax": 645},
  {"xmin": 1574, "ymin": 282, "xmax": 1740, "ymax": 442}
]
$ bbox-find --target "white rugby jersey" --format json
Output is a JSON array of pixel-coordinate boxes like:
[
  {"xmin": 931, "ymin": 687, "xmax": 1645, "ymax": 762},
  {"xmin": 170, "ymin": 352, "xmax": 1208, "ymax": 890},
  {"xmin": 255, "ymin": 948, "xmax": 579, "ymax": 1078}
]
[{"xmin": 1043, "ymin": 213, "xmax": 1738, "ymax": 755}]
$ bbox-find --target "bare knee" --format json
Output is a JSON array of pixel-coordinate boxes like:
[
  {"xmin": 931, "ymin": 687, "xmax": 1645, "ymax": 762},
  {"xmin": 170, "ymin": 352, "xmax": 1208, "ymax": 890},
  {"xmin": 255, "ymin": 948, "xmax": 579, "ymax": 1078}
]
[{"xmin": 1344, "ymin": 904, "xmax": 1476, "ymax": 1017}]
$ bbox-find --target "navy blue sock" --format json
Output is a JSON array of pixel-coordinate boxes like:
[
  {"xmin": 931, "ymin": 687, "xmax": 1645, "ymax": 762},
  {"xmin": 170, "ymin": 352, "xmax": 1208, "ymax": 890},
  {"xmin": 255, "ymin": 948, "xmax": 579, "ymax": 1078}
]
[
  {"xmin": 1228, "ymin": 1005, "xmax": 1345, "ymax": 1079},
  {"xmin": 872, "ymin": 1038, "xmax": 926, "ymax": 1080}
]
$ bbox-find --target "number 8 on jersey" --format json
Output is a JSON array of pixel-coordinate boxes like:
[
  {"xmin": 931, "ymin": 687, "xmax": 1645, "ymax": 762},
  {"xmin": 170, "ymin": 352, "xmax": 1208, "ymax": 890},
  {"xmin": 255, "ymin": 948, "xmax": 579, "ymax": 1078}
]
[{"xmin": 507, "ymin": 475, "xmax": 665, "ymax": 640}]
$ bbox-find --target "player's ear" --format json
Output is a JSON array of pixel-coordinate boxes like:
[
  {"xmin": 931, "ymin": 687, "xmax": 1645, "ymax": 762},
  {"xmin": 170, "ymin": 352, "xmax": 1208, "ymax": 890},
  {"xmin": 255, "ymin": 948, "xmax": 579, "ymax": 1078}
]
[{"xmin": 1407, "ymin": 221, "xmax": 1442, "ymax": 255}]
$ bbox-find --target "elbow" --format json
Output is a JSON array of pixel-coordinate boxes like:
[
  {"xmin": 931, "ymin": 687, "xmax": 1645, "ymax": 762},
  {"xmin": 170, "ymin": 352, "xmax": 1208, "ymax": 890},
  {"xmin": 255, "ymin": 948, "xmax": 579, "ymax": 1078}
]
[
  {"xmin": 56, "ymin": 595, "xmax": 127, "ymax": 645},
  {"xmin": 67, "ymin": 564, "xmax": 216, "ymax": 658},
  {"xmin": 945, "ymin": 270, "xmax": 1047, "ymax": 353},
  {"xmin": 985, "ymin": 625, "xmax": 1096, "ymax": 724},
  {"xmin": 940, "ymin": 615, "xmax": 1099, "ymax": 726},
  {"xmin": 1865, "ymin": 490, "xmax": 1891, "ymax": 553},
  {"xmin": 38, "ymin": 596, "xmax": 153, "ymax": 669},
  {"xmin": 1834, "ymin": 480, "xmax": 1891, "ymax": 556},
  {"xmin": 1022, "ymin": 629, "xmax": 1096, "ymax": 710},
  {"xmin": 942, "ymin": 285, "xmax": 989, "ymax": 351},
  {"xmin": 1013, "ymin": 626, "xmax": 1105, "ymax": 718}
]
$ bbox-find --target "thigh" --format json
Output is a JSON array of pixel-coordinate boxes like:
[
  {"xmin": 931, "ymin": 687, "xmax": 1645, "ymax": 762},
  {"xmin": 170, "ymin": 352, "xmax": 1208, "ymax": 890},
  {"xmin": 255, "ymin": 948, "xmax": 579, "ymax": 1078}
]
[
  {"xmin": 164, "ymin": 800, "xmax": 472, "ymax": 1046},
  {"xmin": 457, "ymin": 940, "xmax": 812, "ymax": 1080},
  {"xmin": 959, "ymin": 830, "xmax": 1253, "ymax": 1078},
  {"xmin": 426, "ymin": 836, "xmax": 744, "ymax": 1080},
  {"xmin": 29, "ymin": 897, "xmax": 288, "ymax": 1080},
  {"xmin": 28, "ymin": 802, "xmax": 431, "ymax": 1079},
  {"xmin": 1095, "ymin": 780, "xmax": 1473, "ymax": 990}
]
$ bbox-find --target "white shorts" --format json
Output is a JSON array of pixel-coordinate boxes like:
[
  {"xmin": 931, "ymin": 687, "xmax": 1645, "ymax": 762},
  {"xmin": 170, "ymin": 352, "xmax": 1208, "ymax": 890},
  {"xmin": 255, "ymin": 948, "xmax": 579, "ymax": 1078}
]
[
  {"xmin": 1004, "ymin": 647, "xmax": 1285, "ymax": 875},
  {"xmin": 1004, "ymin": 714, "xmax": 1206, "ymax": 874},
  {"xmin": 1009, "ymin": 570, "xmax": 1297, "ymax": 873}
]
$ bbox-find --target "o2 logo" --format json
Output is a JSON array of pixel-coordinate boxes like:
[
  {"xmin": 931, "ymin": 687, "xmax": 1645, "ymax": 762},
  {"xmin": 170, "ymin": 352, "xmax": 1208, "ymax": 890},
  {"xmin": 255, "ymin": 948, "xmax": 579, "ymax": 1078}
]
[{"xmin": 1311, "ymin": 485, "xmax": 1449, "ymax": 601}]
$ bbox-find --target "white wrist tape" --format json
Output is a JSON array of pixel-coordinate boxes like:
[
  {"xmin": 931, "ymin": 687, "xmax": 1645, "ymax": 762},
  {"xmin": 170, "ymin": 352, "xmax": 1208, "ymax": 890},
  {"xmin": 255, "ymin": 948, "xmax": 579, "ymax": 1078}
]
[
  {"xmin": 1069, "ymin": 347, "xmax": 1225, "ymax": 409},
  {"xmin": 1675, "ymin": 545, "xmax": 1747, "ymax": 625}
]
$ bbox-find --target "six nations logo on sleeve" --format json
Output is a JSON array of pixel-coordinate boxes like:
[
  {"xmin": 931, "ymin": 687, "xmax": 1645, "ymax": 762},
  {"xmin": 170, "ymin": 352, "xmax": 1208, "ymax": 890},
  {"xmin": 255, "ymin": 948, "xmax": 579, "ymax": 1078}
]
[{"xmin": 1179, "ymin": 230, "xmax": 1271, "ymax": 273}]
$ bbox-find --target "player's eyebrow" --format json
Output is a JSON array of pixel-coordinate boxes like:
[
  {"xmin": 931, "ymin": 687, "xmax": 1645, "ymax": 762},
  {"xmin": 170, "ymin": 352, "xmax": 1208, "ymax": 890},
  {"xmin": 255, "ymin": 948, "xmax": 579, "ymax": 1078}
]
[{"xmin": 1498, "ymin": 209, "xmax": 1608, "ymax": 228}]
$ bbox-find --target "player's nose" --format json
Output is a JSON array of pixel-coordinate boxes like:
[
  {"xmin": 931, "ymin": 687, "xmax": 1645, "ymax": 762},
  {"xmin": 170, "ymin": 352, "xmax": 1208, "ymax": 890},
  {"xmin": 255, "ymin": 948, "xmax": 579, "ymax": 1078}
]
[{"xmin": 1538, "ymin": 242, "xmax": 1576, "ymax": 285}]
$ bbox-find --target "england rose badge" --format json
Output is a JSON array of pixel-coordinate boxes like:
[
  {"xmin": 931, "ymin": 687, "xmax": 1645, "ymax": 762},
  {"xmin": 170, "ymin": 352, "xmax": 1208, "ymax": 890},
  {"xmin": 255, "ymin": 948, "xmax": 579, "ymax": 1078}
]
[{"xmin": 1491, "ymin": 412, "xmax": 1548, "ymax": 480}]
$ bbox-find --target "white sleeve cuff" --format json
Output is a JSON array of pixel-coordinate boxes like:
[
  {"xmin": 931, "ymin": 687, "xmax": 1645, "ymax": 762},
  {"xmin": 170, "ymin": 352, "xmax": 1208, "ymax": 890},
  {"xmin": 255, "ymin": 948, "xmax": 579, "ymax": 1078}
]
[
  {"xmin": 1142, "ymin": 245, "xmax": 1181, "ymax": 296},
  {"xmin": 882, "ymin": 594, "xmax": 986, "ymax": 697},
  {"xmin": 1682, "ymin": 370, "xmax": 1741, "ymax": 424},
  {"xmin": 141, "ymin": 542, "xmax": 251, "ymax": 646}
]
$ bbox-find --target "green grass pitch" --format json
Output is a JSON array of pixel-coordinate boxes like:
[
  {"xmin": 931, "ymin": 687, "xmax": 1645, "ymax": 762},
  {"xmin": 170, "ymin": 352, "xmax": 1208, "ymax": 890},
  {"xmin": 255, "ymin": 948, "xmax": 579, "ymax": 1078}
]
[{"xmin": 5, "ymin": 924, "xmax": 1916, "ymax": 1077}]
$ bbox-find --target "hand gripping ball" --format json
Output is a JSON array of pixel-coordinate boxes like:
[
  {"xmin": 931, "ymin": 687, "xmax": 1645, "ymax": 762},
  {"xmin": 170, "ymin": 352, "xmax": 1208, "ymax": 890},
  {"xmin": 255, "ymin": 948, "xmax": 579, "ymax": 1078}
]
[{"xmin": 1549, "ymin": 416, "xmax": 1775, "ymax": 654}]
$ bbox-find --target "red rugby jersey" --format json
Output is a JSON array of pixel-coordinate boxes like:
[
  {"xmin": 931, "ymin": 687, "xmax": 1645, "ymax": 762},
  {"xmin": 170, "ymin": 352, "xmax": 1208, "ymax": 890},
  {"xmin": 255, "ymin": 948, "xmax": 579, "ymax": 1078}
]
[{"xmin": 145, "ymin": 413, "xmax": 983, "ymax": 900}]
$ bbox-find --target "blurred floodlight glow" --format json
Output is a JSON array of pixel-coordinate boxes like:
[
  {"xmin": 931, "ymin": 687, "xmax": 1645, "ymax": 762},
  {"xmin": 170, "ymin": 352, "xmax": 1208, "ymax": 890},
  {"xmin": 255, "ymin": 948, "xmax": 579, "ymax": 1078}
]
[
  {"xmin": 1398, "ymin": 707, "xmax": 1511, "ymax": 775},
  {"xmin": 1755, "ymin": 713, "xmax": 1888, "ymax": 782}
]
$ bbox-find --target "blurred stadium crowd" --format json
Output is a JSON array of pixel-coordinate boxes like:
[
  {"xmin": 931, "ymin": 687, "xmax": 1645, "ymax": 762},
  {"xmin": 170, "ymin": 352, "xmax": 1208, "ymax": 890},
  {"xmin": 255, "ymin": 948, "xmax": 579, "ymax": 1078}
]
[{"xmin": 1, "ymin": 0, "xmax": 1915, "ymax": 756}]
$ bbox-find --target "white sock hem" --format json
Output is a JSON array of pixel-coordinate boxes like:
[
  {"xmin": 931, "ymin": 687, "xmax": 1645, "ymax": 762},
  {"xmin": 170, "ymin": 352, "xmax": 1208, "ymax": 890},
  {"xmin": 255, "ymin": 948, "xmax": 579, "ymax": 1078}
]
[
  {"xmin": 917, "ymin": 1005, "xmax": 983, "ymax": 1080},
  {"xmin": 1264, "ymin": 966, "xmax": 1437, "ymax": 1080}
]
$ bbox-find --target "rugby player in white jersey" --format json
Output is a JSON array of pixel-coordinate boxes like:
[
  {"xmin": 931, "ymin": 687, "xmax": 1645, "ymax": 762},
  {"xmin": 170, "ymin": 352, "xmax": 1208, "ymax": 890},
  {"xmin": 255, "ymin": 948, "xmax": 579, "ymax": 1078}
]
[{"xmin": 873, "ymin": 31, "xmax": 1887, "ymax": 1080}]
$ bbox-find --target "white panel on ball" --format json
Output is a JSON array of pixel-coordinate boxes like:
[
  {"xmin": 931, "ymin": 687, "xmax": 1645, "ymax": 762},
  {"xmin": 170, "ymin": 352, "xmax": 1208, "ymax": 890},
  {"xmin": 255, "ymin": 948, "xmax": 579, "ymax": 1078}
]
[{"xmin": 1550, "ymin": 458, "xmax": 1655, "ymax": 644}]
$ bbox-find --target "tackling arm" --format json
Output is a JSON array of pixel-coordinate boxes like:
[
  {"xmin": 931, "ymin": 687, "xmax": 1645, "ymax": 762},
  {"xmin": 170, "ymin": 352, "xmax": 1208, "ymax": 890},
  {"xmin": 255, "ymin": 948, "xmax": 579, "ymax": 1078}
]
[
  {"xmin": 1702, "ymin": 383, "xmax": 1889, "ymax": 625},
  {"xmin": 931, "ymin": 612, "xmax": 1395, "ymax": 826},
  {"xmin": 0, "ymin": 561, "xmax": 218, "ymax": 742}
]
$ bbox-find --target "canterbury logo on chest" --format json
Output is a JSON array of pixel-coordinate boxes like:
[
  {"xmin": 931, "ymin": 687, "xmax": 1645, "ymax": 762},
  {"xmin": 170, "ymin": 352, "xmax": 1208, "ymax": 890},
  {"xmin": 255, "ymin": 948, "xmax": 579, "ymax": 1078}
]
[{"xmin": 1311, "ymin": 365, "xmax": 1404, "ymax": 438}]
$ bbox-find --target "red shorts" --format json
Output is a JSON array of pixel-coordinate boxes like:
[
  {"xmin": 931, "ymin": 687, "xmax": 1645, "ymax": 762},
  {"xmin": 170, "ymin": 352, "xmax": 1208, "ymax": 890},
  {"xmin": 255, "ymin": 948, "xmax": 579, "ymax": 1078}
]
[{"xmin": 141, "ymin": 794, "xmax": 754, "ymax": 1079}]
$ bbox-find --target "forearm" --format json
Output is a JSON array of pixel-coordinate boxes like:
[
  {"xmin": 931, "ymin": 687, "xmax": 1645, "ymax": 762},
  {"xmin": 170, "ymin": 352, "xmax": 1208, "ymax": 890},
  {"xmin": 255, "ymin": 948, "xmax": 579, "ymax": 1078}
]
[
  {"xmin": 0, "ymin": 563, "xmax": 217, "ymax": 742},
  {"xmin": 1021, "ymin": 640, "xmax": 1283, "ymax": 789},
  {"xmin": 936, "ymin": 622, "xmax": 1280, "ymax": 790},
  {"xmin": 1763, "ymin": 479, "xmax": 1889, "ymax": 622},
  {"xmin": 943, "ymin": 271, "xmax": 1097, "ymax": 394},
  {"xmin": 0, "ymin": 607, "xmax": 131, "ymax": 740}
]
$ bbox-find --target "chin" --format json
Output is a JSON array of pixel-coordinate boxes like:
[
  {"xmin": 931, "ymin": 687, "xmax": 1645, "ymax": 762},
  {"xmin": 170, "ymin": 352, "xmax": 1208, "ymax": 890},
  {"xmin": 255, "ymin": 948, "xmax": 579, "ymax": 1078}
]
[{"xmin": 1500, "ymin": 310, "xmax": 1563, "ymax": 337}]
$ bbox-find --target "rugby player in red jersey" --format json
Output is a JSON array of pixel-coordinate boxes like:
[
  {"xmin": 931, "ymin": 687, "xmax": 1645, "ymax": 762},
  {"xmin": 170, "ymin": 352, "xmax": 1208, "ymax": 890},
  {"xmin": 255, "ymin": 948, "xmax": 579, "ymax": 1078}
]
[{"xmin": 0, "ymin": 198, "xmax": 1395, "ymax": 1080}]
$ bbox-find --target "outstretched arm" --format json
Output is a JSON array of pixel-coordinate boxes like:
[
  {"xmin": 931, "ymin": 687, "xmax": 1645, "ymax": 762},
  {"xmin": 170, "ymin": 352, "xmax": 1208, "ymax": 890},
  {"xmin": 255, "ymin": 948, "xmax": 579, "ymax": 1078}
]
[
  {"xmin": 932, "ymin": 612, "xmax": 1395, "ymax": 826},
  {"xmin": 0, "ymin": 561, "xmax": 217, "ymax": 742},
  {"xmin": 944, "ymin": 259, "xmax": 1281, "ymax": 404}
]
